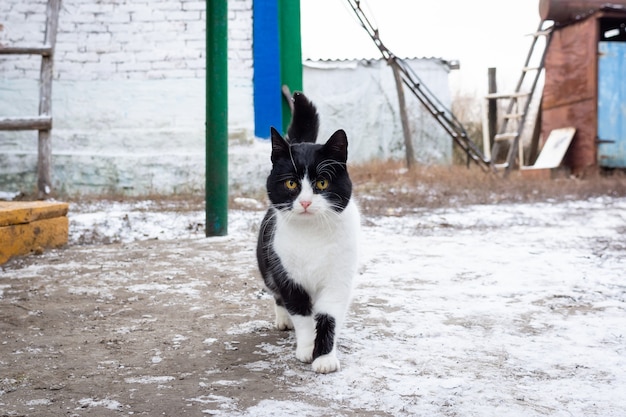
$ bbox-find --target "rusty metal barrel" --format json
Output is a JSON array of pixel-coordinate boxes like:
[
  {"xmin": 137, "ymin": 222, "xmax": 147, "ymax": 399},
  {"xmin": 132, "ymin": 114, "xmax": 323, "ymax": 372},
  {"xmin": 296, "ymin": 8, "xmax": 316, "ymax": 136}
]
[{"xmin": 539, "ymin": 0, "xmax": 626, "ymax": 23}]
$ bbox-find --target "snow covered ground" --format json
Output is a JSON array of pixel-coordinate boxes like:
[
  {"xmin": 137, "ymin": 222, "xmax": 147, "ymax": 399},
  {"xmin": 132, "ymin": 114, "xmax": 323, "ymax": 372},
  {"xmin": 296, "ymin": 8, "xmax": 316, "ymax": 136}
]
[
  {"xmin": 2, "ymin": 196, "xmax": 626, "ymax": 416},
  {"xmin": 61, "ymin": 196, "xmax": 626, "ymax": 416}
]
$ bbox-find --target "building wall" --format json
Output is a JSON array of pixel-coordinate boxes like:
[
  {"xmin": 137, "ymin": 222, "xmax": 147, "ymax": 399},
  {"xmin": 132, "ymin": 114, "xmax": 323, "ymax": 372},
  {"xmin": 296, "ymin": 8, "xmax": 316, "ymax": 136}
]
[
  {"xmin": 0, "ymin": 0, "xmax": 253, "ymax": 195},
  {"xmin": 0, "ymin": 1, "xmax": 453, "ymax": 196},
  {"xmin": 542, "ymin": 15, "xmax": 598, "ymax": 174},
  {"xmin": 303, "ymin": 59, "xmax": 453, "ymax": 165}
]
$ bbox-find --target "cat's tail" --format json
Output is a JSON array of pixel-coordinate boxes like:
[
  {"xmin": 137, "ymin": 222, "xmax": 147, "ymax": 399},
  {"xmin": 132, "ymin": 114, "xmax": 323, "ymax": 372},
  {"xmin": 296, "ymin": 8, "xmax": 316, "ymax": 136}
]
[{"xmin": 286, "ymin": 92, "xmax": 319, "ymax": 144}]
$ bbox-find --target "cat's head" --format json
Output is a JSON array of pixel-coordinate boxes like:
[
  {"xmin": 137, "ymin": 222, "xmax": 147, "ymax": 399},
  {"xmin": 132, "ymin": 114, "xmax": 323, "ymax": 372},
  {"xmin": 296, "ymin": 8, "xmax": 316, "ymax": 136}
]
[{"xmin": 266, "ymin": 127, "xmax": 352, "ymax": 218}]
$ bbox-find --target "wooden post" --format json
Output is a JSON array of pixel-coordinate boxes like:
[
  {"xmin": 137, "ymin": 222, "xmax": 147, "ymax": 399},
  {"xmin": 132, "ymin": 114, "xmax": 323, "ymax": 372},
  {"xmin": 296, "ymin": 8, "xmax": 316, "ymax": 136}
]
[
  {"xmin": 391, "ymin": 63, "xmax": 415, "ymax": 170},
  {"xmin": 37, "ymin": 0, "xmax": 60, "ymax": 199},
  {"xmin": 527, "ymin": 97, "xmax": 543, "ymax": 165},
  {"xmin": 487, "ymin": 68, "xmax": 498, "ymax": 150}
]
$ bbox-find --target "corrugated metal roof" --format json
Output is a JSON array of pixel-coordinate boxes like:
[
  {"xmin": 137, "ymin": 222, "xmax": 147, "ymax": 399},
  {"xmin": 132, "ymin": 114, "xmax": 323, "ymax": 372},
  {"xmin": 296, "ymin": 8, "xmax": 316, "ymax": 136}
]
[{"xmin": 303, "ymin": 56, "xmax": 460, "ymax": 70}]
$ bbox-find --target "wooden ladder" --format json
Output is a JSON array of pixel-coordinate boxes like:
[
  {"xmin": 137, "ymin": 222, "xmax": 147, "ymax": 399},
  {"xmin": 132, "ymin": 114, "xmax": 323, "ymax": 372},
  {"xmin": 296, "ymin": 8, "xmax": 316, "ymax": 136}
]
[
  {"xmin": 487, "ymin": 20, "xmax": 553, "ymax": 176},
  {"xmin": 0, "ymin": 0, "xmax": 61, "ymax": 199}
]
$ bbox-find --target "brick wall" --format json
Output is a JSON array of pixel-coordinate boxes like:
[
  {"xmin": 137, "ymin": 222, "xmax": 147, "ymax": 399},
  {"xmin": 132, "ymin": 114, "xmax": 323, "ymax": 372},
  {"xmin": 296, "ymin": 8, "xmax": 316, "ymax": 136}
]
[
  {"xmin": 0, "ymin": 0, "xmax": 255, "ymax": 196},
  {"xmin": 0, "ymin": 0, "xmax": 252, "ymax": 83}
]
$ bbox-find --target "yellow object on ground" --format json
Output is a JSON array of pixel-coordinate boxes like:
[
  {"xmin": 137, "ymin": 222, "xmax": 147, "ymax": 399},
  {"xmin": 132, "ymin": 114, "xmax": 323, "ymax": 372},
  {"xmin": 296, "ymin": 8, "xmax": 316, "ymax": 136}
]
[{"xmin": 0, "ymin": 201, "xmax": 69, "ymax": 264}]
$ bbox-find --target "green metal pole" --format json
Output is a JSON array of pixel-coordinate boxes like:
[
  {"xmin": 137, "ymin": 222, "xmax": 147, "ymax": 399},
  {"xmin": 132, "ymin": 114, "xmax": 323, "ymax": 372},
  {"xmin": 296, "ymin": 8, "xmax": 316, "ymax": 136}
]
[
  {"xmin": 279, "ymin": 0, "xmax": 303, "ymax": 133},
  {"xmin": 206, "ymin": 0, "xmax": 228, "ymax": 236}
]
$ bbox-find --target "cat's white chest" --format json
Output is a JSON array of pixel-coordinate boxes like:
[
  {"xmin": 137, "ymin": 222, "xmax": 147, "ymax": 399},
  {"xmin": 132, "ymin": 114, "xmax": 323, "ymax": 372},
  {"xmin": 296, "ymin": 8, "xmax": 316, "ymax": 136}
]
[{"xmin": 273, "ymin": 202, "xmax": 360, "ymax": 294}]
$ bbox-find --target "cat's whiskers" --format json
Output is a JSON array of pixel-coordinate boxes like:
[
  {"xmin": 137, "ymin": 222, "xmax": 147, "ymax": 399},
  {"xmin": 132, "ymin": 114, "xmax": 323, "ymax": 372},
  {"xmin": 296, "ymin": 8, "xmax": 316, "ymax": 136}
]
[
  {"xmin": 318, "ymin": 210, "xmax": 337, "ymax": 235},
  {"xmin": 288, "ymin": 144, "xmax": 298, "ymax": 173},
  {"xmin": 259, "ymin": 211, "xmax": 278, "ymax": 252},
  {"xmin": 273, "ymin": 201, "xmax": 293, "ymax": 214},
  {"xmin": 316, "ymin": 159, "xmax": 345, "ymax": 179}
]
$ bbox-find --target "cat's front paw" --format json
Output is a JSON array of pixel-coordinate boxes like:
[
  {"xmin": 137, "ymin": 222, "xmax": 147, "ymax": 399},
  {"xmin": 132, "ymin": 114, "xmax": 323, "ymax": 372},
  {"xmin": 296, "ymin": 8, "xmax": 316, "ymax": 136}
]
[
  {"xmin": 295, "ymin": 345, "xmax": 314, "ymax": 363},
  {"xmin": 312, "ymin": 353, "xmax": 340, "ymax": 374}
]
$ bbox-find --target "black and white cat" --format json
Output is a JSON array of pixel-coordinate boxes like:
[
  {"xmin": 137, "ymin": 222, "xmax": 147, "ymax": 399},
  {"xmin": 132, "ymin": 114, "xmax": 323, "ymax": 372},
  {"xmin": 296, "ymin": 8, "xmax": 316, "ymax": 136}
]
[{"xmin": 256, "ymin": 92, "xmax": 360, "ymax": 373}]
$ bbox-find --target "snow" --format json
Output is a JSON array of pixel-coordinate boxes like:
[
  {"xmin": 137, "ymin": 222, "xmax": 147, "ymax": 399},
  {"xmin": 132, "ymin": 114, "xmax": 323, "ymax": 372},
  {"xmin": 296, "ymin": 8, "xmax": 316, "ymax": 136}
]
[
  {"xmin": 8, "ymin": 196, "xmax": 626, "ymax": 415},
  {"xmin": 77, "ymin": 397, "xmax": 123, "ymax": 411},
  {"xmin": 124, "ymin": 376, "xmax": 176, "ymax": 385}
]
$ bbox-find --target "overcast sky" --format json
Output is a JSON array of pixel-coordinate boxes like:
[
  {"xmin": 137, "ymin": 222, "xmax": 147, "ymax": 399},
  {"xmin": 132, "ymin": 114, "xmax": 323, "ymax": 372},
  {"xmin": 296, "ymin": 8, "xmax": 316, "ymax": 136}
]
[{"xmin": 300, "ymin": 0, "xmax": 543, "ymax": 94}]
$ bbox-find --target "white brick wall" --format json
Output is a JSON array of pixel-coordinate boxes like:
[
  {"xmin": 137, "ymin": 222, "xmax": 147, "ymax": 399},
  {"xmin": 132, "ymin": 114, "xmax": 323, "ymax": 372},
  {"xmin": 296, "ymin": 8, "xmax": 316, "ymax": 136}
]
[
  {"xmin": 0, "ymin": 0, "xmax": 252, "ymax": 82},
  {"xmin": 0, "ymin": 0, "xmax": 254, "ymax": 195}
]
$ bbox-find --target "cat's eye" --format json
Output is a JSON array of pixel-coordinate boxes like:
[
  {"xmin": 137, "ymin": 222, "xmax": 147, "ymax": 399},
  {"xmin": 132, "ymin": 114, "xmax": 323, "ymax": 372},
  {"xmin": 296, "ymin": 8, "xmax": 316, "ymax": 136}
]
[
  {"xmin": 315, "ymin": 179, "xmax": 329, "ymax": 190},
  {"xmin": 285, "ymin": 179, "xmax": 298, "ymax": 190}
]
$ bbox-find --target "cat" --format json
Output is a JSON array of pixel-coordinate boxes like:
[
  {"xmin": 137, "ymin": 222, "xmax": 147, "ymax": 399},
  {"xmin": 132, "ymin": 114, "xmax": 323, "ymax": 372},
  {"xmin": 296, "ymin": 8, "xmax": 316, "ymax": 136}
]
[{"xmin": 256, "ymin": 92, "xmax": 360, "ymax": 374}]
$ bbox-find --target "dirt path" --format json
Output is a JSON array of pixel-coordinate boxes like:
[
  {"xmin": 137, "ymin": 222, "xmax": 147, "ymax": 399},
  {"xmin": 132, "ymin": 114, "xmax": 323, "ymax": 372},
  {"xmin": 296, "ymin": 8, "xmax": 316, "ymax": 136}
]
[{"xmin": 2, "ymin": 237, "xmax": 364, "ymax": 416}]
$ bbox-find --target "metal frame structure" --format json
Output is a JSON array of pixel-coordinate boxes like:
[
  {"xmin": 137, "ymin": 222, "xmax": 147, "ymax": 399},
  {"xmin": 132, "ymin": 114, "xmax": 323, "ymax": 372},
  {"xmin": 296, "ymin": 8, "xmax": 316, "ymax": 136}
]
[{"xmin": 345, "ymin": 0, "xmax": 492, "ymax": 172}]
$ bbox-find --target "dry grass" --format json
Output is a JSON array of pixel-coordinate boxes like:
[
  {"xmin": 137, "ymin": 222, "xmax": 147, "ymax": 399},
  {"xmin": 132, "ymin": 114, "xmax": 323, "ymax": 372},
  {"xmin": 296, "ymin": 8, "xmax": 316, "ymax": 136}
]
[
  {"xmin": 62, "ymin": 192, "xmax": 205, "ymax": 211},
  {"xmin": 350, "ymin": 160, "xmax": 626, "ymax": 216},
  {"xmin": 48, "ymin": 160, "xmax": 626, "ymax": 217}
]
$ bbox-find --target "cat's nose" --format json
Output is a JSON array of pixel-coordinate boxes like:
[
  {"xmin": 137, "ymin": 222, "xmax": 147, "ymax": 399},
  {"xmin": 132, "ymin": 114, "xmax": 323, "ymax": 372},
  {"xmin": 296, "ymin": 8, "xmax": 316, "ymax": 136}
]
[{"xmin": 300, "ymin": 200, "xmax": 312, "ymax": 210}]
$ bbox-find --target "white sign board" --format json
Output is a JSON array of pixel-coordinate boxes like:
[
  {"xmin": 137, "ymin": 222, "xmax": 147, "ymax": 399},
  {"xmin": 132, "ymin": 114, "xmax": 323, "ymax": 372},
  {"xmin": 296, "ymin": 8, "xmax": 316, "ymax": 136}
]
[{"xmin": 531, "ymin": 127, "xmax": 576, "ymax": 169}]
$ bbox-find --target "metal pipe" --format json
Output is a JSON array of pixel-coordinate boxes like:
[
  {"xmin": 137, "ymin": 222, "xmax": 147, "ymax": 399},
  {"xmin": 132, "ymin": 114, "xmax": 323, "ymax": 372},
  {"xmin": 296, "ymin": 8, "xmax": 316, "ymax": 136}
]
[
  {"xmin": 206, "ymin": 0, "xmax": 228, "ymax": 236},
  {"xmin": 279, "ymin": 0, "xmax": 303, "ymax": 133},
  {"xmin": 252, "ymin": 0, "xmax": 282, "ymax": 139}
]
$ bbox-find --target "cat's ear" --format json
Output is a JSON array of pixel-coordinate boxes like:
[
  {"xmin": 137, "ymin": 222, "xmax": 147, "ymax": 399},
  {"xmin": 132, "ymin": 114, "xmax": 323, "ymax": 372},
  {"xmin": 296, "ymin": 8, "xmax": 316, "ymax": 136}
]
[
  {"xmin": 270, "ymin": 127, "xmax": 290, "ymax": 163},
  {"xmin": 322, "ymin": 129, "xmax": 348, "ymax": 163}
]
